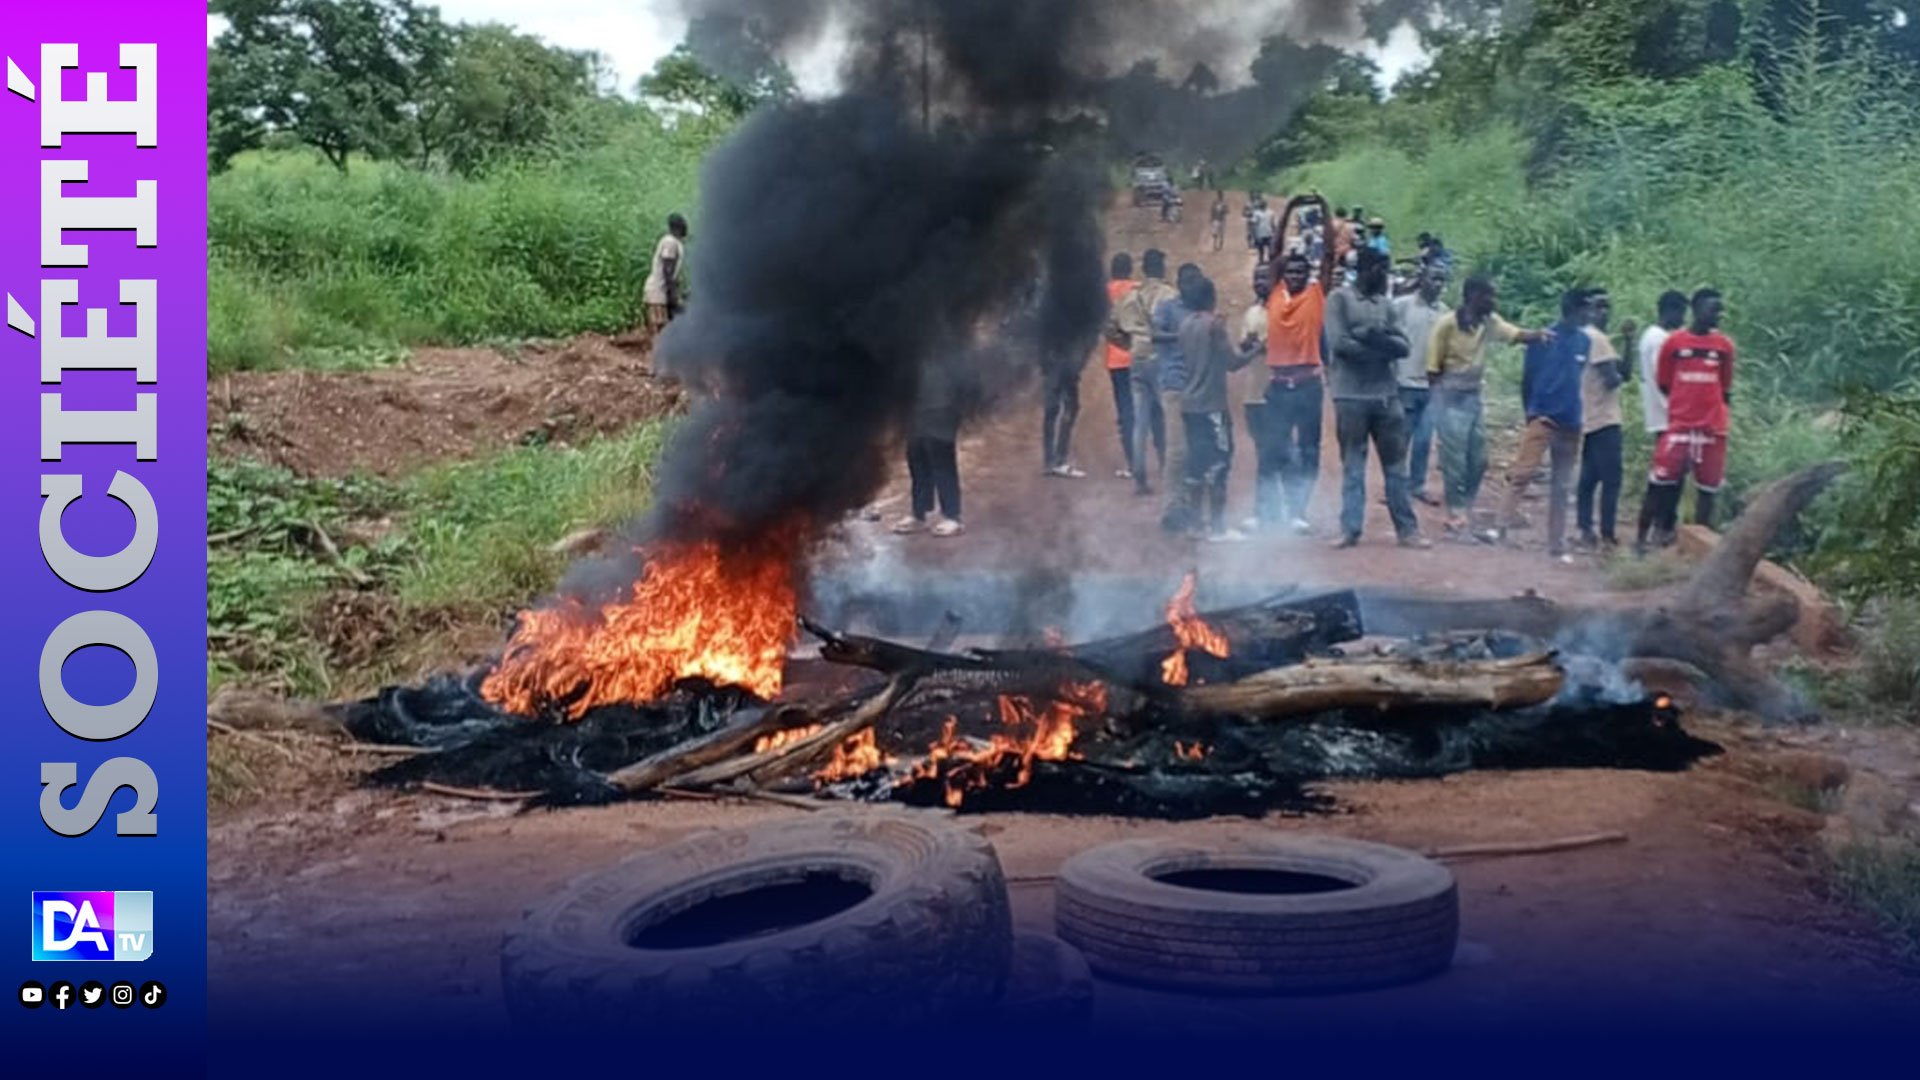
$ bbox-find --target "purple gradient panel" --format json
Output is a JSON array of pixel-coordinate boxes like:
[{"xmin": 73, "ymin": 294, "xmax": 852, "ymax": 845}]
[{"xmin": 0, "ymin": 6, "xmax": 204, "ymax": 1070}]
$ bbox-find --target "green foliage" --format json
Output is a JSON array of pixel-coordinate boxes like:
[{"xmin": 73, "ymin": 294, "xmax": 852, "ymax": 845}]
[
  {"xmin": 1832, "ymin": 839, "xmax": 1920, "ymax": 958},
  {"xmin": 640, "ymin": 43, "xmax": 794, "ymax": 120},
  {"xmin": 396, "ymin": 422, "xmax": 669, "ymax": 611},
  {"xmin": 210, "ymin": 0, "xmax": 597, "ymax": 175},
  {"xmin": 207, "ymin": 423, "xmax": 672, "ymax": 697},
  {"xmin": 210, "ymin": 0, "xmax": 456, "ymax": 172},
  {"xmin": 206, "ymin": 459, "xmax": 409, "ymax": 695},
  {"xmin": 1812, "ymin": 392, "xmax": 1920, "ymax": 598},
  {"xmin": 207, "ymin": 106, "xmax": 719, "ymax": 371}
]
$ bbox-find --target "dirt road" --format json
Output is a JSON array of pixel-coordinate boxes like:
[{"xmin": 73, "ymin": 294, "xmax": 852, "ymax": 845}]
[{"xmin": 205, "ymin": 191, "xmax": 1920, "ymax": 1040}]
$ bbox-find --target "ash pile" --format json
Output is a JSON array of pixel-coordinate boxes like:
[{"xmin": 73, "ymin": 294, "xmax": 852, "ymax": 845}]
[{"xmin": 331, "ymin": 581, "xmax": 1720, "ymax": 818}]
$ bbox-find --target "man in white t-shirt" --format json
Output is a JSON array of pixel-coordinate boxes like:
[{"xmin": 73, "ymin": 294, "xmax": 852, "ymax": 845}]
[
  {"xmin": 643, "ymin": 213, "xmax": 689, "ymax": 334},
  {"xmin": 1632, "ymin": 290, "xmax": 1689, "ymax": 546}
]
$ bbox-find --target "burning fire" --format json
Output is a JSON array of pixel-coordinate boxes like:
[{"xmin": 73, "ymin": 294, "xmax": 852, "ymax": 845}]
[
  {"xmin": 1159, "ymin": 572, "xmax": 1229, "ymax": 687},
  {"xmin": 816, "ymin": 729, "xmax": 890, "ymax": 784},
  {"xmin": 910, "ymin": 682, "xmax": 1107, "ymax": 807},
  {"xmin": 1172, "ymin": 740, "xmax": 1209, "ymax": 762},
  {"xmin": 755, "ymin": 725, "xmax": 823, "ymax": 754},
  {"xmin": 480, "ymin": 524, "xmax": 805, "ymax": 718}
]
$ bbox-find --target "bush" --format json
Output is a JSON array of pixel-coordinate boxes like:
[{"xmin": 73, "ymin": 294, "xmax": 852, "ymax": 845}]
[{"xmin": 208, "ymin": 106, "xmax": 723, "ymax": 372}]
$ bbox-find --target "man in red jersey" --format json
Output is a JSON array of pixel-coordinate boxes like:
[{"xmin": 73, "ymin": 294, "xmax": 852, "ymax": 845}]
[{"xmin": 1637, "ymin": 288, "xmax": 1734, "ymax": 554}]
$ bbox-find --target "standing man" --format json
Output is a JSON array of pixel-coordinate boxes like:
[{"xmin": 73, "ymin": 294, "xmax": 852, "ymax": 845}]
[
  {"xmin": 1209, "ymin": 192, "xmax": 1229, "ymax": 252},
  {"xmin": 1330, "ymin": 207, "xmax": 1355, "ymax": 264},
  {"xmin": 1107, "ymin": 249, "xmax": 1176, "ymax": 494},
  {"xmin": 1258, "ymin": 219, "xmax": 1340, "ymax": 534},
  {"xmin": 1394, "ymin": 267, "xmax": 1450, "ymax": 506},
  {"xmin": 1242, "ymin": 262, "xmax": 1274, "ymax": 356},
  {"xmin": 892, "ymin": 356, "xmax": 965, "ymax": 538},
  {"xmin": 1104, "ymin": 253, "xmax": 1142, "ymax": 479},
  {"xmin": 1154, "ymin": 263, "xmax": 1205, "ymax": 531},
  {"xmin": 1641, "ymin": 289, "xmax": 1736, "ymax": 547},
  {"xmin": 1498, "ymin": 289, "xmax": 1595, "ymax": 561},
  {"xmin": 1251, "ymin": 201, "xmax": 1278, "ymax": 264},
  {"xmin": 1427, "ymin": 275, "xmax": 1548, "ymax": 539},
  {"xmin": 1325, "ymin": 247, "xmax": 1429, "ymax": 549},
  {"xmin": 1633, "ymin": 291, "xmax": 1689, "ymax": 551},
  {"xmin": 1177, "ymin": 275, "xmax": 1258, "ymax": 542},
  {"xmin": 1574, "ymin": 288, "xmax": 1631, "ymax": 549},
  {"xmin": 643, "ymin": 213, "xmax": 689, "ymax": 335}
]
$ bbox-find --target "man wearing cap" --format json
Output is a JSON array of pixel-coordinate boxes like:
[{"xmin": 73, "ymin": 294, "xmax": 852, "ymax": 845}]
[{"xmin": 1365, "ymin": 217, "xmax": 1390, "ymax": 256}]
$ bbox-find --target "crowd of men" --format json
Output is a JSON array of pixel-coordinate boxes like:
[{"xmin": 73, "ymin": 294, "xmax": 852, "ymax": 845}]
[{"xmin": 880, "ymin": 192, "xmax": 1733, "ymax": 556}]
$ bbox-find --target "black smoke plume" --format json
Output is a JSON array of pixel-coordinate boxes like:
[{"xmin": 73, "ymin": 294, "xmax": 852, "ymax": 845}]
[{"xmin": 558, "ymin": 0, "xmax": 1381, "ymax": 602}]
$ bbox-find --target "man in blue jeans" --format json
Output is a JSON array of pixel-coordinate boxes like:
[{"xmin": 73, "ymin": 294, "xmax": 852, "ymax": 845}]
[
  {"xmin": 1499, "ymin": 288, "xmax": 1595, "ymax": 561},
  {"xmin": 1393, "ymin": 266, "xmax": 1449, "ymax": 505}
]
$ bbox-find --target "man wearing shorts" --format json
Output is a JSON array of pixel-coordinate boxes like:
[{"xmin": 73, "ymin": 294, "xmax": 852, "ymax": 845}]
[{"xmin": 1641, "ymin": 289, "xmax": 1735, "ymax": 547}]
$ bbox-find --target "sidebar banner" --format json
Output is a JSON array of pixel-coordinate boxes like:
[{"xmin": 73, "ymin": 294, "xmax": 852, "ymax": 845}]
[{"xmin": 2, "ymin": 8, "xmax": 206, "ymax": 1071}]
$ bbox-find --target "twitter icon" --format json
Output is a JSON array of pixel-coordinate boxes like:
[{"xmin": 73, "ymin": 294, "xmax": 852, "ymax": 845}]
[{"xmin": 79, "ymin": 981, "xmax": 105, "ymax": 1009}]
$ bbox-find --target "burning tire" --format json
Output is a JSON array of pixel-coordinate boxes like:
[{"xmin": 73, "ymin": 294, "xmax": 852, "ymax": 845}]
[
  {"xmin": 1054, "ymin": 835, "xmax": 1457, "ymax": 994},
  {"xmin": 501, "ymin": 812, "xmax": 1013, "ymax": 1031}
]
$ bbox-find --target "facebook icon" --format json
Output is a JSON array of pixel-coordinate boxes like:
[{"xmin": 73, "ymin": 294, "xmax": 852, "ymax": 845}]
[{"xmin": 31, "ymin": 892, "xmax": 153, "ymax": 961}]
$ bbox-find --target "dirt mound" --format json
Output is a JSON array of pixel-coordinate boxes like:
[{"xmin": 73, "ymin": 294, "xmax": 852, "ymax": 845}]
[{"xmin": 211, "ymin": 332, "xmax": 688, "ymax": 478}]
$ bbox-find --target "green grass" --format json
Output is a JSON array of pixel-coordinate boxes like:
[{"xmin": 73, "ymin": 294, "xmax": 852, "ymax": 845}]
[
  {"xmin": 1832, "ymin": 840, "xmax": 1920, "ymax": 960},
  {"xmin": 207, "ymin": 420, "xmax": 673, "ymax": 699},
  {"xmin": 396, "ymin": 421, "xmax": 671, "ymax": 611},
  {"xmin": 208, "ymin": 106, "xmax": 723, "ymax": 373}
]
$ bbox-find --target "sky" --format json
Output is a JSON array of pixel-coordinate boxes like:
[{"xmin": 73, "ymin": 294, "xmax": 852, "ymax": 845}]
[{"xmin": 207, "ymin": 1, "xmax": 1429, "ymax": 98}]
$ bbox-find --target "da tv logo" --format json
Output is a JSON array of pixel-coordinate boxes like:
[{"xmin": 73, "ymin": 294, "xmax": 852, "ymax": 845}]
[{"xmin": 31, "ymin": 892, "xmax": 153, "ymax": 961}]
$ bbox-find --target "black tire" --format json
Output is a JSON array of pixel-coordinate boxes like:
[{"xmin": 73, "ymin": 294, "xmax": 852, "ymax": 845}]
[
  {"xmin": 999, "ymin": 932, "xmax": 1095, "ymax": 1029},
  {"xmin": 501, "ymin": 812, "xmax": 1013, "ymax": 1031},
  {"xmin": 1055, "ymin": 834, "xmax": 1457, "ymax": 994}
]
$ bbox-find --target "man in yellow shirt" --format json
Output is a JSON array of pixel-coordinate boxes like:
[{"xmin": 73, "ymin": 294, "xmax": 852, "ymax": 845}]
[{"xmin": 1426, "ymin": 274, "xmax": 1549, "ymax": 538}]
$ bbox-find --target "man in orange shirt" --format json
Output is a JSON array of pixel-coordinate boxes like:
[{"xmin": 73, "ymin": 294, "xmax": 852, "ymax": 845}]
[
  {"xmin": 1103, "ymin": 253, "xmax": 1151, "ymax": 478},
  {"xmin": 1255, "ymin": 198, "xmax": 1341, "ymax": 532}
]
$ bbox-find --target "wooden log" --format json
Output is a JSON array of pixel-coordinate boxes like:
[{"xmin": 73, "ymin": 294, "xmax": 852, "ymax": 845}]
[
  {"xmin": 1177, "ymin": 653, "xmax": 1564, "ymax": 719},
  {"xmin": 973, "ymin": 588, "xmax": 1365, "ymax": 687},
  {"xmin": 1352, "ymin": 462, "xmax": 1846, "ymax": 723},
  {"xmin": 603, "ymin": 703, "xmax": 801, "ymax": 794},
  {"xmin": 659, "ymin": 678, "xmax": 909, "ymax": 792}
]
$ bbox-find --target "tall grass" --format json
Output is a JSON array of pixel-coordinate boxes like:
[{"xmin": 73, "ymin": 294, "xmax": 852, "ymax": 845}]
[{"xmin": 208, "ymin": 106, "xmax": 725, "ymax": 372}]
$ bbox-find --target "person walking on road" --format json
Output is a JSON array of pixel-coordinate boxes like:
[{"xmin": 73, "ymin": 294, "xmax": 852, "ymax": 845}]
[
  {"xmin": 1425, "ymin": 275, "xmax": 1548, "ymax": 540},
  {"xmin": 1209, "ymin": 192, "xmax": 1229, "ymax": 252},
  {"xmin": 1393, "ymin": 267, "xmax": 1449, "ymax": 505},
  {"xmin": 1106, "ymin": 249, "xmax": 1176, "ymax": 494},
  {"xmin": 1574, "ymin": 288, "xmax": 1631, "ymax": 549},
  {"xmin": 1325, "ymin": 247, "xmax": 1429, "ymax": 549},
  {"xmin": 1250, "ymin": 202, "xmax": 1278, "ymax": 264},
  {"xmin": 1632, "ymin": 291, "xmax": 1690, "ymax": 551},
  {"xmin": 643, "ymin": 213, "xmax": 689, "ymax": 335},
  {"xmin": 1498, "ymin": 289, "xmax": 1596, "ymax": 561},
  {"xmin": 1153, "ymin": 263, "xmax": 1205, "ymax": 532}
]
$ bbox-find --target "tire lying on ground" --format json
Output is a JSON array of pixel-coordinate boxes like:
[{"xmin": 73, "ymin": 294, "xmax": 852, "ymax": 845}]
[
  {"xmin": 1055, "ymin": 834, "xmax": 1457, "ymax": 994},
  {"xmin": 502, "ymin": 811, "xmax": 1013, "ymax": 1031}
]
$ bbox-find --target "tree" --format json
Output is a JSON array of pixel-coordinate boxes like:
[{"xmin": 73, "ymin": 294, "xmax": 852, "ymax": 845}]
[
  {"xmin": 640, "ymin": 44, "xmax": 795, "ymax": 120},
  {"xmin": 210, "ymin": 0, "xmax": 454, "ymax": 173},
  {"xmin": 415, "ymin": 24, "xmax": 597, "ymax": 175}
]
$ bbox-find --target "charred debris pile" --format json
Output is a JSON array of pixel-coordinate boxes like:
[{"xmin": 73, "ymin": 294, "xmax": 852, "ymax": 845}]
[{"xmin": 334, "ymin": 583, "xmax": 1720, "ymax": 819}]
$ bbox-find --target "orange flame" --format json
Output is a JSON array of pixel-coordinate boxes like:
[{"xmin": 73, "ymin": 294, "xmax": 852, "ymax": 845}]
[
  {"xmin": 816, "ymin": 729, "xmax": 890, "ymax": 784},
  {"xmin": 908, "ymin": 682, "xmax": 1107, "ymax": 807},
  {"xmin": 1159, "ymin": 572, "xmax": 1229, "ymax": 687},
  {"xmin": 1173, "ymin": 740, "xmax": 1209, "ymax": 762},
  {"xmin": 755, "ymin": 724, "xmax": 823, "ymax": 754},
  {"xmin": 480, "ymin": 523, "xmax": 804, "ymax": 718}
]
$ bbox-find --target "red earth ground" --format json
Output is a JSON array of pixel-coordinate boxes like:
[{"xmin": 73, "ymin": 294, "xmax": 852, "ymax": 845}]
[{"xmin": 206, "ymin": 192, "xmax": 1920, "ymax": 1037}]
